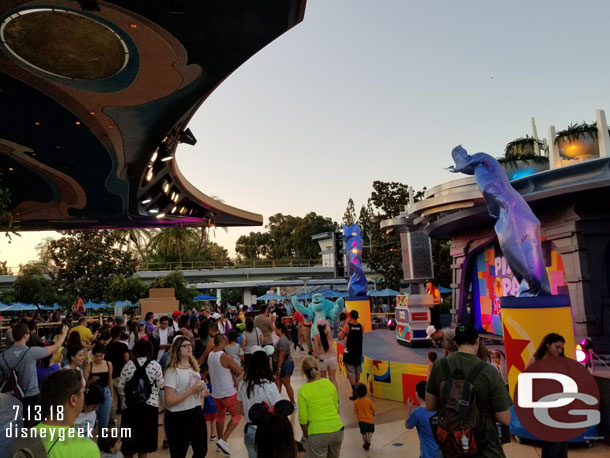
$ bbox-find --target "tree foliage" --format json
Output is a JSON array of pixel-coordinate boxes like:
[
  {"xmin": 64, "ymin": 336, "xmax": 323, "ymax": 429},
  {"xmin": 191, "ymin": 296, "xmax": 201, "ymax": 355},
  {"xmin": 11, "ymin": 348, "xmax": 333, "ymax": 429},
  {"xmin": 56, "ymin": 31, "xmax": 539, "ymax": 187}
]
[
  {"xmin": 145, "ymin": 228, "xmax": 229, "ymax": 266},
  {"xmin": 150, "ymin": 271, "xmax": 197, "ymax": 308},
  {"xmin": 342, "ymin": 198, "xmax": 357, "ymax": 225},
  {"xmin": 12, "ymin": 265, "xmax": 57, "ymax": 306},
  {"xmin": 108, "ymin": 275, "xmax": 149, "ymax": 304},
  {"xmin": 235, "ymin": 212, "xmax": 337, "ymax": 260},
  {"xmin": 47, "ymin": 231, "xmax": 138, "ymax": 304},
  {"xmin": 349, "ymin": 181, "xmax": 451, "ymax": 290}
]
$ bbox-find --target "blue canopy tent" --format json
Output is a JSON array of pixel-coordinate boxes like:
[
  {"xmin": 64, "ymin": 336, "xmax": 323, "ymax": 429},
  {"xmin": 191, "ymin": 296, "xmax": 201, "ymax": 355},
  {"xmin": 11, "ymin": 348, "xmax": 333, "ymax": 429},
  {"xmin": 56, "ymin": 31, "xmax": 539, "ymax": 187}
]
[
  {"xmin": 368, "ymin": 288, "xmax": 400, "ymax": 297},
  {"xmin": 84, "ymin": 301, "xmax": 106, "ymax": 309},
  {"xmin": 39, "ymin": 304, "xmax": 60, "ymax": 311},
  {"xmin": 0, "ymin": 302, "xmax": 10, "ymax": 312},
  {"xmin": 438, "ymin": 286, "xmax": 452, "ymax": 294},
  {"xmin": 6, "ymin": 303, "xmax": 38, "ymax": 311},
  {"xmin": 368, "ymin": 288, "xmax": 401, "ymax": 312},
  {"xmin": 256, "ymin": 293, "xmax": 285, "ymax": 301},
  {"xmin": 321, "ymin": 290, "xmax": 348, "ymax": 298},
  {"xmin": 194, "ymin": 294, "xmax": 217, "ymax": 301},
  {"xmin": 295, "ymin": 292, "xmax": 312, "ymax": 300}
]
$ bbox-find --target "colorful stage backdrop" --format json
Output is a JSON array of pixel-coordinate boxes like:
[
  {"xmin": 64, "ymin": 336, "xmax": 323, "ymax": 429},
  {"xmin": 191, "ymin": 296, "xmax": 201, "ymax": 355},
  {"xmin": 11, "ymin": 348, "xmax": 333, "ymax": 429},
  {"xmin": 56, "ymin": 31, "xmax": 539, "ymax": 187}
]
[
  {"xmin": 335, "ymin": 341, "xmax": 428, "ymax": 404},
  {"xmin": 472, "ymin": 239, "xmax": 567, "ymax": 335}
]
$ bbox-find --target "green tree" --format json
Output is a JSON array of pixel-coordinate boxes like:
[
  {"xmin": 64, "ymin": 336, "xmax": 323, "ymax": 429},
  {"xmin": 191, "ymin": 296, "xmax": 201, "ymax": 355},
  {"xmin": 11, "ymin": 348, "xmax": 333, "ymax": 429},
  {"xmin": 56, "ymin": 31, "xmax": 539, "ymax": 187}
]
[
  {"xmin": 357, "ymin": 199, "xmax": 375, "ymax": 262},
  {"xmin": 108, "ymin": 275, "xmax": 149, "ymax": 304},
  {"xmin": 150, "ymin": 271, "xmax": 197, "ymax": 308},
  {"xmin": 267, "ymin": 213, "xmax": 301, "ymax": 259},
  {"xmin": 235, "ymin": 213, "xmax": 337, "ymax": 260},
  {"xmin": 235, "ymin": 232, "xmax": 273, "ymax": 260},
  {"xmin": 292, "ymin": 213, "xmax": 338, "ymax": 258},
  {"xmin": 342, "ymin": 198, "xmax": 357, "ymax": 225},
  {"xmin": 114, "ymin": 229, "xmax": 151, "ymax": 261},
  {"xmin": 47, "ymin": 231, "xmax": 138, "ymax": 304},
  {"xmin": 12, "ymin": 265, "xmax": 57, "ymax": 306},
  {"xmin": 147, "ymin": 228, "xmax": 198, "ymax": 264}
]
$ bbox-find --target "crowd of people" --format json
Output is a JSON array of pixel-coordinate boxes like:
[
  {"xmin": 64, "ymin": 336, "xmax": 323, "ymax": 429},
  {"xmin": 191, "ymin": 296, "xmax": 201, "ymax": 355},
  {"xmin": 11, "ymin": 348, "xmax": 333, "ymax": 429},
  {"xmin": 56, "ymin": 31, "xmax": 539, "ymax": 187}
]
[{"xmin": 0, "ymin": 301, "xmax": 567, "ymax": 458}]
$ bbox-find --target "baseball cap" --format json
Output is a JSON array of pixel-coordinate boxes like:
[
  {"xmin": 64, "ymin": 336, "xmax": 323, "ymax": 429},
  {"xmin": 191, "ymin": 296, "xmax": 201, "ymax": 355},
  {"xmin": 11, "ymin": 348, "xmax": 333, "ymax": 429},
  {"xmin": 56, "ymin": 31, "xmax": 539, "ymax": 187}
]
[
  {"xmin": 349, "ymin": 310, "xmax": 359, "ymax": 319},
  {"xmin": 454, "ymin": 323, "xmax": 478, "ymax": 341},
  {"xmin": 211, "ymin": 313, "xmax": 221, "ymax": 320},
  {"xmin": 138, "ymin": 320, "xmax": 146, "ymax": 326},
  {"xmin": 172, "ymin": 311, "xmax": 183, "ymax": 318},
  {"xmin": 425, "ymin": 325, "xmax": 437, "ymax": 339}
]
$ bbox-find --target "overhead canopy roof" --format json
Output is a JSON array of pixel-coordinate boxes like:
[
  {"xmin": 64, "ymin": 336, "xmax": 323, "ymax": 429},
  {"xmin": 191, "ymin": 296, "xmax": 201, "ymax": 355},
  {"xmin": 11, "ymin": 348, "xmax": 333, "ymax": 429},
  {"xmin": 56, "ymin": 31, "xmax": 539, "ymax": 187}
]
[{"xmin": 0, "ymin": 0, "xmax": 307, "ymax": 230}]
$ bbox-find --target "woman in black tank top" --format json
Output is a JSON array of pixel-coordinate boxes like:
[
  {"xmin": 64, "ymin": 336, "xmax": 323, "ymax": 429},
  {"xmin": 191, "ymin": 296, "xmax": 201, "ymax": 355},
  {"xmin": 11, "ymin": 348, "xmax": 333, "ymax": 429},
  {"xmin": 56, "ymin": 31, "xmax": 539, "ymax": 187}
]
[{"xmin": 84, "ymin": 343, "xmax": 113, "ymax": 444}]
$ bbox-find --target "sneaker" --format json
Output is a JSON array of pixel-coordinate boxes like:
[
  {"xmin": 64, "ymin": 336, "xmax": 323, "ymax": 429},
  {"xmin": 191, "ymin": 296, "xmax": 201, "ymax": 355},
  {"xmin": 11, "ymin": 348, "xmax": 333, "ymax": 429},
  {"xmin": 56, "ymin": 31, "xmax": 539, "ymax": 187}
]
[
  {"xmin": 363, "ymin": 442, "xmax": 370, "ymax": 450},
  {"xmin": 210, "ymin": 435, "xmax": 216, "ymax": 441},
  {"xmin": 216, "ymin": 438, "xmax": 231, "ymax": 455}
]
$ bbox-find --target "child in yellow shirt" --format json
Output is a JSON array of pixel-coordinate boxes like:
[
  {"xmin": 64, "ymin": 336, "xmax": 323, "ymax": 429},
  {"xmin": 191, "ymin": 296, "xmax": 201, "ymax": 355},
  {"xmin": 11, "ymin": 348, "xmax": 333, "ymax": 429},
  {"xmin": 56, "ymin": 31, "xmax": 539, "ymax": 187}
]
[{"xmin": 353, "ymin": 382, "xmax": 375, "ymax": 450}]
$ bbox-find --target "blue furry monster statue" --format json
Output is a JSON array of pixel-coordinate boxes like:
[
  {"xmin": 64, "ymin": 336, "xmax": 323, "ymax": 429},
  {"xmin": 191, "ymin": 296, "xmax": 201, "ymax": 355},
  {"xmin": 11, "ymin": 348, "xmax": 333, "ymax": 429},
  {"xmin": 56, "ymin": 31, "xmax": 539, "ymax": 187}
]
[
  {"xmin": 343, "ymin": 224, "xmax": 367, "ymax": 296},
  {"xmin": 291, "ymin": 294, "xmax": 344, "ymax": 342},
  {"xmin": 450, "ymin": 145, "xmax": 551, "ymax": 296}
]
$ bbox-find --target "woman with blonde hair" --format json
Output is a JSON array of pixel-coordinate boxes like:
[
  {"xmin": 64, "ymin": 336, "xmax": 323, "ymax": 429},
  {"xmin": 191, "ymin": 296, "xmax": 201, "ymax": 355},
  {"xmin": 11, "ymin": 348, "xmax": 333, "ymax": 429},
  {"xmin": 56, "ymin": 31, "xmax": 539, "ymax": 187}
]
[
  {"xmin": 164, "ymin": 335, "xmax": 209, "ymax": 458},
  {"xmin": 297, "ymin": 355, "xmax": 344, "ymax": 458}
]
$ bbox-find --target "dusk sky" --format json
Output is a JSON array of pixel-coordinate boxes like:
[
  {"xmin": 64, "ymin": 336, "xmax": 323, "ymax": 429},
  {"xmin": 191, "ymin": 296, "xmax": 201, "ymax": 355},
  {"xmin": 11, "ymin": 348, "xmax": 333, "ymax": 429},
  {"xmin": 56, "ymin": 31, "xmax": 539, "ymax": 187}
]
[{"xmin": 3, "ymin": 0, "xmax": 610, "ymax": 268}]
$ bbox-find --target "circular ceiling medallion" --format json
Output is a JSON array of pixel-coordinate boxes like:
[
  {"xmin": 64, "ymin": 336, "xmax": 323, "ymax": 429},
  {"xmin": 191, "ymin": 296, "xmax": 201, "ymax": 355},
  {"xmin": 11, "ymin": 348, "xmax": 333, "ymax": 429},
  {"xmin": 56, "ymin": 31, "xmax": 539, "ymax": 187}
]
[{"xmin": 1, "ymin": 8, "xmax": 129, "ymax": 79}]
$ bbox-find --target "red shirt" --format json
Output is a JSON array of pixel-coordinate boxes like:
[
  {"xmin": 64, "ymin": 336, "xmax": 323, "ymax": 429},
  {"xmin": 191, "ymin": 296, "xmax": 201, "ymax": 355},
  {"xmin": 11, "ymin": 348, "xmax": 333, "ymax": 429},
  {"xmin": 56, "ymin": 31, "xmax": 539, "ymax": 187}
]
[{"xmin": 293, "ymin": 311, "xmax": 304, "ymax": 323}]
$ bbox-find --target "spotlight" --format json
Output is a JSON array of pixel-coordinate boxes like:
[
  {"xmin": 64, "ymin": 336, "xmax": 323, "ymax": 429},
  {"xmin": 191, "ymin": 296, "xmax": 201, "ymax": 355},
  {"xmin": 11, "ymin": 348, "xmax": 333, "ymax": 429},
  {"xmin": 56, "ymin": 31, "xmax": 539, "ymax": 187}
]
[
  {"xmin": 145, "ymin": 169, "xmax": 153, "ymax": 182},
  {"xmin": 150, "ymin": 150, "xmax": 158, "ymax": 163},
  {"xmin": 576, "ymin": 338, "xmax": 593, "ymax": 370},
  {"xmin": 163, "ymin": 181, "xmax": 170, "ymax": 194},
  {"xmin": 156, "ymin": 213, "xmax": 166, "ymax": 219},
  {"xmin": 149, "ymin": 208, "xmax": 159, "ymax": 214},
  {"xmin": 160, "ymin": 145, "xmax": 174, "ymax": 162},
  {"xmin": 141, "ymin": 195, "xmax": 152, "ymax": 205},
  {"xmin": 179, "ymin": 128, "xmax": 197, "ymax": 145}
]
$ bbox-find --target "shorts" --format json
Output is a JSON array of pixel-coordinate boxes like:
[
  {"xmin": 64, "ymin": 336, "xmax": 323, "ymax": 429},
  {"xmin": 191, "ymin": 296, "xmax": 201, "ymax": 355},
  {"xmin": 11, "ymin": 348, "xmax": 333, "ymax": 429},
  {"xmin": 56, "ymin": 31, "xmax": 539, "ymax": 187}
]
[
  {"xmin": 358, "ymin": 422, "xmax": 375, "ymax": 434},
  {"xmin": 280, "ymin": 360, "xmax": 295, "ymax": 377},
  {"xmin": 212, "ymin": 393, "xmax": 242, "ymax": 424},
  {"xmin": 345, "ymin": 363, "xmax": 361, "ymax": 382},
  {"xmin": 204, "ymin": 413, "xmax": 217, "ymax": 422},
  {"xmin": 318, "ymin": 356, "xmax": 338, "ymax": 371}
]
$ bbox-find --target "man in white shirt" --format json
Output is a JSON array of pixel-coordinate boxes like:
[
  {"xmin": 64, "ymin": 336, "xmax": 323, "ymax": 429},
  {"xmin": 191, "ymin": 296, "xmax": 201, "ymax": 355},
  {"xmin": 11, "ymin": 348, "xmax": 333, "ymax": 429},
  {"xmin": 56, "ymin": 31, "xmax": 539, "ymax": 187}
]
[
  {"xmin": 208, "ymin": 334, "xmax": 242, "ymax": 455},
  {"xmin": 153, "ymin": 316, "xmax": 174, "ymax": 366}
]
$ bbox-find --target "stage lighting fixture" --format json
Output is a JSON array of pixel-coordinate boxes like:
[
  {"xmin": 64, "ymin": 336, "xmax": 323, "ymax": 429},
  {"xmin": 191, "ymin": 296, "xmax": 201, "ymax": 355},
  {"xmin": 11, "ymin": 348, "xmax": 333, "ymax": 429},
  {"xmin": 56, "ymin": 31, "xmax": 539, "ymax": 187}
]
[
  {"xmin": 160, "ymin": 145, "xmax": 174, "ymax": 162},
  {"xmin": 141, "ymin": 195, "xmax": 153, "ymax": 205},
  {"xmin": 179, "ymin": 128, "xmax": 197, "ymax": 145}
]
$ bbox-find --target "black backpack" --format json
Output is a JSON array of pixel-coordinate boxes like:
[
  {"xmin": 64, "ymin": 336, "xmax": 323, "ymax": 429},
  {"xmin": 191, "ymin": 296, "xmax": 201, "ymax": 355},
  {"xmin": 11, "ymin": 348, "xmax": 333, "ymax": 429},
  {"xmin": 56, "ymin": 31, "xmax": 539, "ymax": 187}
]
[
  {"xmin": 1, "ymin": 348, "xmax": 31, "ymax": 400},
  {"xmin": 124, "ymin": 359, "xmax": 153, "ymax": 408},
  {"xmin": 431, "ymin": 358, "xmax": 487, "ymax": 456}
]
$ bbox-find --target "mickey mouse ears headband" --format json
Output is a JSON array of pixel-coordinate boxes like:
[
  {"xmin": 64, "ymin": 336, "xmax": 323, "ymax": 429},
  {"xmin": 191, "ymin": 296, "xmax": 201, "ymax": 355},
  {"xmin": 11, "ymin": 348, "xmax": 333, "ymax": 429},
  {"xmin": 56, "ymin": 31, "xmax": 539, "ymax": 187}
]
[
  {"xmin": 248, "ymin": 400, "xmax": 294, "ymax": 425},
  {"xmin": 249, "ymin": 345, "xmax": 274, "ymax": 356}
]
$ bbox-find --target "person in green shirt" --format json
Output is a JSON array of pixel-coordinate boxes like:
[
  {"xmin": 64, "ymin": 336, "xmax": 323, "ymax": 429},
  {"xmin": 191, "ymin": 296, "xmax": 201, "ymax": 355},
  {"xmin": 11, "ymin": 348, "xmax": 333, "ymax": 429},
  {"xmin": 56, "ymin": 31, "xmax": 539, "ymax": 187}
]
[
  {"xmin": 32, "ymin": 369, "xmax": 100, "ymax": 457},
  {"xmin": 426, "ymin": 323, "xmax": 512, "ymax": 458},
  {"xmin": 297, "ymin": 355, "xmax": 344, "ymax": 458}
]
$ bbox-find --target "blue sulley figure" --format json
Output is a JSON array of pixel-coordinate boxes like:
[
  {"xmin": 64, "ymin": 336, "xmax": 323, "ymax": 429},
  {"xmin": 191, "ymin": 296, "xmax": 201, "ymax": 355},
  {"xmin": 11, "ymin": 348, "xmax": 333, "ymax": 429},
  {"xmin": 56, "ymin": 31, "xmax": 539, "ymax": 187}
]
[
  {"xmin": 343, "ymin": 224, "xmax": 368, "ymax": 296},
  {"xmin": 450, "ymin": 145, "xmax": 551, "ymax": 296},
  {"xmin": 291, "ymin": 294, "xmax": 345, "ymax": 343}
]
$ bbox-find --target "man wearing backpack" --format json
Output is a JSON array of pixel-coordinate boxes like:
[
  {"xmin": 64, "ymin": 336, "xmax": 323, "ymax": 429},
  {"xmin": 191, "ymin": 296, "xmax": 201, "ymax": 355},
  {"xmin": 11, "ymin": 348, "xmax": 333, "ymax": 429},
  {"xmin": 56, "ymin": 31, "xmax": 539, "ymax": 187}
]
[
  {"xmin": 426, "ymin": 323, "xmax": 511, "ymax": 458},
  {"xmin": 0, "ymin": 323, "xmax": 69, "ymax": 425}
]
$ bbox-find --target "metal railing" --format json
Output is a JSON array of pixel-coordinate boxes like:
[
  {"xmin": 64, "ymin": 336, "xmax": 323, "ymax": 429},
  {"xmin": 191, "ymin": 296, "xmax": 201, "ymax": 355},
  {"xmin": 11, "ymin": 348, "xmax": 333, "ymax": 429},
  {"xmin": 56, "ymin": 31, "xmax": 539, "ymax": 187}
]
[{"xmin": 137, "ymin": 259, "xmax": 319, "ymax": 271}]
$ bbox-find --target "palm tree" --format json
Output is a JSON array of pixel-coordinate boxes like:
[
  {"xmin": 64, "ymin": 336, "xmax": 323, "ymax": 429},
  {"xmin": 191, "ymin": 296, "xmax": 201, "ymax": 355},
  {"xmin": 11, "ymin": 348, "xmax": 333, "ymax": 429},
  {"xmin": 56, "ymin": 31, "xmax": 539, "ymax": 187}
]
[
  {"xmin": 147, "ymin": 228, "xmax": 198, "ymax": 265},
  {"xmin": 114, "ymin": 229, "xmax": 152, "ymax": 261}
]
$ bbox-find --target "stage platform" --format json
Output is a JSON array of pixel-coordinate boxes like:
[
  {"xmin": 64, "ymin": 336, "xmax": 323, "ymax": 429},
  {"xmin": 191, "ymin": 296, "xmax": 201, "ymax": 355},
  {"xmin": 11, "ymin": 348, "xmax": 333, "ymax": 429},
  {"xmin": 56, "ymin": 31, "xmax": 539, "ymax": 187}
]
[
  {"xmin": 362, "ymin": 329, "xmax": 438, "ymax": 364},
  {"xmin": 335, "ymin": 329, "xmax": 506, "ymax": 403}
]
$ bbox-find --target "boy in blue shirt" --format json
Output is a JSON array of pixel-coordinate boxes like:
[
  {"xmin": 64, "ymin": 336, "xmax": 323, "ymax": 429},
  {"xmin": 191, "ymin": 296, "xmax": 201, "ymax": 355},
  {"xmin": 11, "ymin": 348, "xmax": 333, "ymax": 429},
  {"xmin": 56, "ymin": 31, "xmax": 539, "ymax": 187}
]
[{"xmin": 406, "ymin": 380, "xmax": 440, "ymax": 458}]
